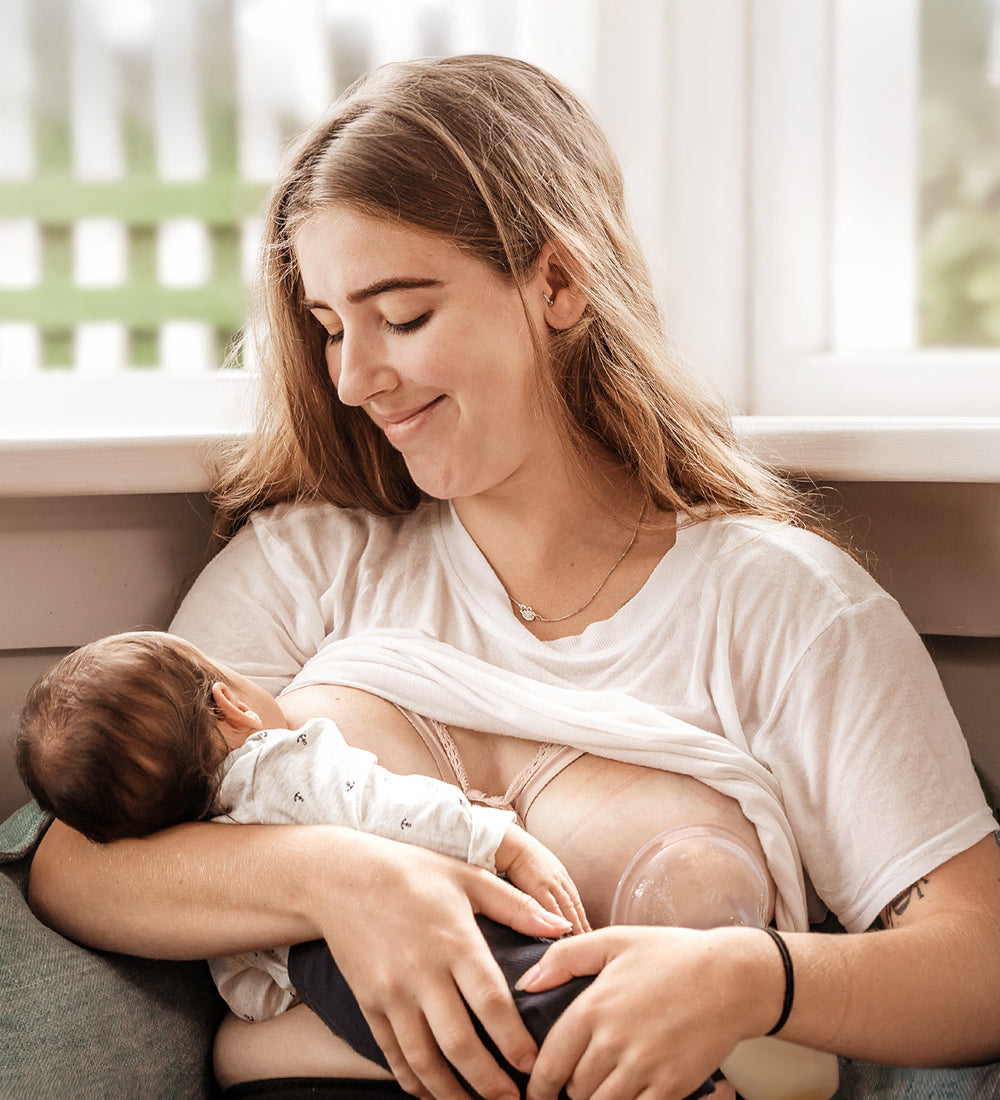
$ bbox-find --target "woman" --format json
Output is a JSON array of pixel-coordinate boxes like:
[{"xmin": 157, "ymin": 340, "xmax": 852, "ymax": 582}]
[{"xmin": 29, "ymin": 55, "xmax": 1000, "ymax": 1100}]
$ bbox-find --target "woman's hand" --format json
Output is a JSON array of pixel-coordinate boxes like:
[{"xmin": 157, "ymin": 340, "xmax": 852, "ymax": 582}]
[
  {"xmin": 308, "ymin": 830, "xmax": 574, "ymax": 1100},
  {"xmin": 495, "ymin": 824, "xmax": 591, "ymax": 935},
  {"xmin": 517, "ymin": 925, "xmax": 776, "ymax": 1100}
]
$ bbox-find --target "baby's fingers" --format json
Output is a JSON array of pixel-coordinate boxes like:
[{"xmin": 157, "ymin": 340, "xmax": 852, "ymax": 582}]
[
  {"xmin": 544, "ymin": 878, "xmax": 590, "ymax": 935},
  {"xmin": 506, "ymin": 851, "xmax": 589, "ymax": 933},
  {"xmin": 558, "ymin": 873, "xmax": 591, "ymax": 933}
]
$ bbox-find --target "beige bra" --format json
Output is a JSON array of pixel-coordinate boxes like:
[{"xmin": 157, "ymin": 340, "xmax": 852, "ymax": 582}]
[{"xmin": 394, "ymin": 705, "xmax": 584, "ymax": 824}]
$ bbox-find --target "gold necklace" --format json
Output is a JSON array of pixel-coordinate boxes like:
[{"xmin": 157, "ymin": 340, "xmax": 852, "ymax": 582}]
[{"xmin": 505, "ymin": 500, "xmax": 647, "ymax": 623}]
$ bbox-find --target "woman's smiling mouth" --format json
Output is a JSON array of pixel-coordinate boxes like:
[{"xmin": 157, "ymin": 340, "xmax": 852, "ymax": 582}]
[{"xmin": 378, "ymin": 396, "xmax": 446, "ymax": 446}]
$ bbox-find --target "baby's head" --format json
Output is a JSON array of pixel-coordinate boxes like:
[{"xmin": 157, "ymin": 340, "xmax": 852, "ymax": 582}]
[{"xmin": 15, "ymin": 631, "xmax": 275, "ymax": 843}]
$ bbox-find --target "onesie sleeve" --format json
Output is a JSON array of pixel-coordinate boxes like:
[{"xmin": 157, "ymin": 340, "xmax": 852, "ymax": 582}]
[
  {"xmin": 217, "ymin": 718, "xmax": 514, "ymax": 870},
  {"xmin": 750, "ymin": 595, "xmax": 997, "ymax": 932}
]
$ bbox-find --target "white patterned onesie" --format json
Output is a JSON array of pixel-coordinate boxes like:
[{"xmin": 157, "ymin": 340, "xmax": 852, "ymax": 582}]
[{"xmin": 208, "ymin": 716, "xmax": 514, "ymax": 1022}]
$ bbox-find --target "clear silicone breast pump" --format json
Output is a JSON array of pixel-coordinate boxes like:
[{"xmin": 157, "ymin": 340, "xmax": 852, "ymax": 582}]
[{"xmin": 611, "ymin": 825, "xmax": 839, "ymax": 1100}]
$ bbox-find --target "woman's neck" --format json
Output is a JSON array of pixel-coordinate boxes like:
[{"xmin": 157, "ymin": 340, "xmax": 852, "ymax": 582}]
[
  {"xmin": 452, "ymin": 450, "xmax": 639, "ymax": 569},
  {"xmin": 450, "ymin": 453, "xmax": 672, "ymax": 639}
]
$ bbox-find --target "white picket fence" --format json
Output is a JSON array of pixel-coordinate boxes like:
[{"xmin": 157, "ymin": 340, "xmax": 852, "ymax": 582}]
[{"xmin": 0, "ymin": 0, "xmax": 597, "ymax": 375}]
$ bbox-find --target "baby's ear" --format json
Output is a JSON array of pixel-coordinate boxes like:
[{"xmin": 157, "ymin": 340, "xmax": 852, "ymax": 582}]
[{"xmin": 211, "ymin": 682, "xmax": 263, "ymax": 746}]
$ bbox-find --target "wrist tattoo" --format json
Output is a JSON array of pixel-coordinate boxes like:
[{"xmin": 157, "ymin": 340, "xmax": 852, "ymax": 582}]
[{"xmin": 882, "ymin": 877, "xmax": 930, "ymax": 928}]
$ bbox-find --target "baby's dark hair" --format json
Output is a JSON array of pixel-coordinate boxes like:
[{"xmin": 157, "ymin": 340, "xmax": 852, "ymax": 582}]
[{"xmin": 15, "ymin": 631, "xmax": 232, "ymax": 843}]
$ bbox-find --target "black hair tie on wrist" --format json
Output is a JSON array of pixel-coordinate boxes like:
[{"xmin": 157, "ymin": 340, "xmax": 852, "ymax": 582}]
[{"xmin": 762, "ymin": 926, "xmax": 795, "ymax": 1036}]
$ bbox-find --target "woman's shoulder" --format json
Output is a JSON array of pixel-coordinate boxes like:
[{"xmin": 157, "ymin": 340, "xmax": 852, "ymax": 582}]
[
  {"xmin": 683, "ymin": 509, "xmax": 887, "ymax": 611},
  {"xmin": 227, "ymin": 498, "xmax": 440, "ymax": 575},
  {"xmin": 172, "ymin": 500, "xmax": 441, "ymax": 653},
  {"xmin": 245, "ymin": 497, "xmax": 437, "ymax": 546}
]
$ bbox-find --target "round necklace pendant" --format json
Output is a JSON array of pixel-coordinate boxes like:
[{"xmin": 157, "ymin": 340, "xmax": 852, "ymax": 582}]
[{"xmin": 505, "ymin": 499, "xmax": 647, "ymax": 627}]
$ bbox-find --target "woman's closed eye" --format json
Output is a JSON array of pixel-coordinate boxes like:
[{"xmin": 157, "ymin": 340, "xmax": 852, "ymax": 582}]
[
  {"xmin": 385, "ymin": 312, "xmax": 431, "ymax": 336},
  {"xmin": 323, "ymin": 313, "xmax": 430, "ymax": 346}
]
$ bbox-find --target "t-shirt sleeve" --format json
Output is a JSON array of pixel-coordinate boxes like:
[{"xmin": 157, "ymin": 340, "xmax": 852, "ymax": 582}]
[
  {"xmin": 169, "ymin": 508, "xmax": 331, "ymax": 695},
  {"xmin": 751, "ymin": 595, "xmax": 996, "ymax": 932},
  {"xmin": 218, "ymin": 719, "xmax": 514, "ymax": 869}
]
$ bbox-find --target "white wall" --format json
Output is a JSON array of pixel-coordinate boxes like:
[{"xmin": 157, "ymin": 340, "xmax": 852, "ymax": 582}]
[{"xmin": 1, "ymin": 493, "xmax": 215, "ymax": 817}]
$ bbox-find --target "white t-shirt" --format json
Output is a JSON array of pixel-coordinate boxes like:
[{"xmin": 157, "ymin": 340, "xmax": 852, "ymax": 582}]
[
  {"xmin": 209, "ymin": 716, "xmax": 514, "ymax": 1021},
  {"xmin": 171, "ymin": 499, "xmax": 996, "ymax": 933}
]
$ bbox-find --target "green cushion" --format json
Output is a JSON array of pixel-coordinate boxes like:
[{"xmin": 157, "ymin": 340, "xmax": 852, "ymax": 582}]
[
  {"xmin": 835, "ymin": 1061, "xmax": 1000, "ymax": 1098},
  {"xmin": 1, "ymin": 801, "xmax": 224, "ymax": 1099}
]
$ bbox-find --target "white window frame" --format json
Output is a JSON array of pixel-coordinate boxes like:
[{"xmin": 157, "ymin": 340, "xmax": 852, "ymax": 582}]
[{"xmin": 748, "ymin": 0, "xmax": 1000, "ymax": 415}]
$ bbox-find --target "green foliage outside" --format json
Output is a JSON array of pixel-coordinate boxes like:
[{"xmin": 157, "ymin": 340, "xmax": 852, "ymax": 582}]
[
  {"xmin": 920, "ymin": 0, "xmax": 1000, "ymax": 346},
  {"xmin": 0, "ymin": 0, "xmax": 267, "ymax": 369}
]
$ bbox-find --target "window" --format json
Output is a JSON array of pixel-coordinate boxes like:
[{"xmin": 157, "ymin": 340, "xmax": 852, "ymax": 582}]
[
  {"xmin": 920, "ymin": 0, "xmax": 1000, "ymax": 349},
  {"xmin": 1, "ymin": 0, "xmax": 668, "ymax": 438},
  {"xmin": 0, "ymin": 0, "xmax": 653, "ymax": 378},
  {"xmin": 2, "ymin": 0, "xmax": 997, "ymax": 430},
  {"xmin": 747, "ymin": 0, "xmax": 1000, "ymax": 415}
]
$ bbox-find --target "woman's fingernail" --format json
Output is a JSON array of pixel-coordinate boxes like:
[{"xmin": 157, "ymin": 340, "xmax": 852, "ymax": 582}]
[
  {"xmin": 514, "ymin": 964, "xmax": 540, "ymax": 992},
  {"xmin": 517, "ymin": 1051, "xmax": 537, "ymax": 1073}
]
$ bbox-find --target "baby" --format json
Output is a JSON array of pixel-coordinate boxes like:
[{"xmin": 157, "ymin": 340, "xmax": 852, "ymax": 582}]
[
  {"xmin": 15, "ymin": 631, "xmax": 723, "ymax": 1100},
  {"xmin": 15, "ymin": 631, "xmax": 586, "ymax": 1022}
]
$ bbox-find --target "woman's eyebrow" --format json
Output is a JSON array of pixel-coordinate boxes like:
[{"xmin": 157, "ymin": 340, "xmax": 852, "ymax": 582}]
[{"xmin": 302, "ymin": 277, "xmax": 443, "ymax": 312}]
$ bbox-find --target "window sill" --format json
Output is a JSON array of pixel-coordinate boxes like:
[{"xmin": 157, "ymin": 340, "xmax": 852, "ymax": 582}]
[
  {"xmin": 1, "ymin": 375, "xmax": 999, "ymax": 496},
  {"xmin": 0, "ymin": 374, "xmax": 252, "ymax": 497},
  {"xmin": 736, "ymin": 415, "xmax": 1000, "ymax": 483}
]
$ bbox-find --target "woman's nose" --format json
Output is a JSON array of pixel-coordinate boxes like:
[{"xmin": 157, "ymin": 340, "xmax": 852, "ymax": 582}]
[{"xmin": 328, "ymin": 329, "xmax": 397, "ymax": 407}]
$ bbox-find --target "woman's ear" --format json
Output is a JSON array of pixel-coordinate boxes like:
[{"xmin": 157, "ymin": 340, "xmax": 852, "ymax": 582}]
[
  {"xmin": 211, "ymin": 682, "xmax": 263, "ymax": 749},
  {"xmin": 536, "ymin": 242, "xmax": 588, "ymax": 330}
]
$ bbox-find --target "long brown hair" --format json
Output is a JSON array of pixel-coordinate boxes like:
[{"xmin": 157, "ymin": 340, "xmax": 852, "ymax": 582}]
[{"xmin": 213, "ymin": 54, "xmax": 818, "ymax": 540}]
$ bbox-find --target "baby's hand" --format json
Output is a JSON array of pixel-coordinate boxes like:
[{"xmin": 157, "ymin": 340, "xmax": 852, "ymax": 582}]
[{"xmin": 495, "ymin": 824, "xmax": 590, "ymax": 935}]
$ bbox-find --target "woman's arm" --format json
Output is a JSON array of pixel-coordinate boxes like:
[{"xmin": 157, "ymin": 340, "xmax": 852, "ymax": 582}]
[
  {"xmin": 30, "ymin": 819, "xmax": 323, "ymax": 957},
  {"xmin": 29, "ymin": 818, "xmax": 571, "ymax": 1100},
  {"xmin": 522, "ymin": 834, "xmax": 1000, "ymax": 1100},
  {"xmin": 781, "ymin": 833, "xmax": 1000, "ymax": 1064}
]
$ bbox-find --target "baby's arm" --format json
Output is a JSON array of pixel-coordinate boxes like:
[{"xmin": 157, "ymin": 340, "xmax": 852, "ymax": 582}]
[
  {"xmin": 220, "ymin": 717, "xmax": 585, "ymax": 929},
  {"xmin": 221, "ymin": 717, "xmax": 510, "ymax": 862}
]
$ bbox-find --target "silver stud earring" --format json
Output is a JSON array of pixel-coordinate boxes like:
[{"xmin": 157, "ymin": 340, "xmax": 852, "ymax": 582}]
[{"xmin": 543, "ymin": 292, "xmax": 554, "ymax": 306}]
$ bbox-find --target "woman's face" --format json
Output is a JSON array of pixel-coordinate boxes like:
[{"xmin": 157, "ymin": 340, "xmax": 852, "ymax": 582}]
[{"xmin": 294, "ymin": 206, "xmax": 563, "ymax": 503}]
